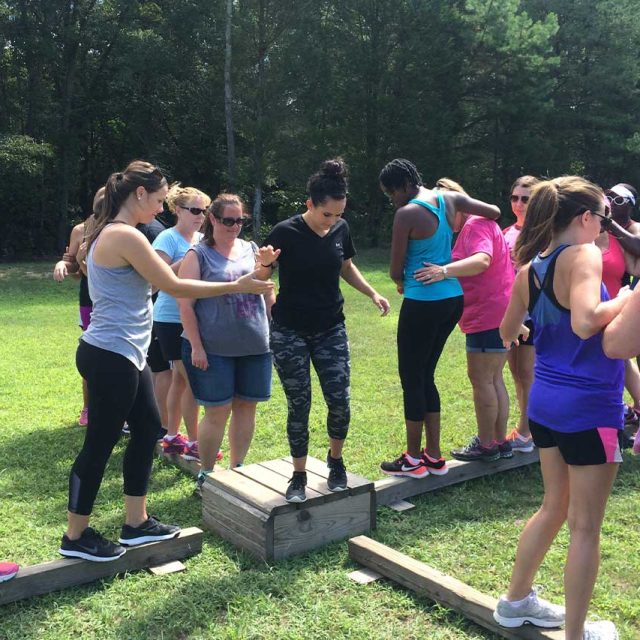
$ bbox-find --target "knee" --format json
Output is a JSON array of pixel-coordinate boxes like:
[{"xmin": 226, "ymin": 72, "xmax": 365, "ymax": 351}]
[
  {"xmin": 539, "ymin": 499, "xmax": 568, "ymax": 528},
  {"xmin": 567, "ymin": 514, "xmax": 602, "ymax": 541}
]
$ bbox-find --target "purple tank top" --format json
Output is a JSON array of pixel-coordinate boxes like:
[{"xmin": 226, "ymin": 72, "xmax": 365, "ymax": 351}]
[{"xmin": 527, "ymin": 245, "xmax": 624, "ymax": 432}]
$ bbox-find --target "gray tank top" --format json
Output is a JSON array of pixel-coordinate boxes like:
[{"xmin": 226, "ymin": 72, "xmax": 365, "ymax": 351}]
[
  {"xmin": 82, "ymin": 224, "xmax": 153, "ymax": 370},
  {"xmin": 185, "ymin": 240, "xmax": 269, "ymax": 356}
]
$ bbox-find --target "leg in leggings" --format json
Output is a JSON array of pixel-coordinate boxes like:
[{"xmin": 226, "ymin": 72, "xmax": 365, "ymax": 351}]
[
  {"xmin": 70, "ymin": 342, "xmax": 160, "ymax": 520},
  {"xmin": 309, "ymin": 323, "xmax": 351, "ymax": 459},
  {"xmin": 397, "ymin": 297, "xmax": 463, "ymax": 458},
  {"xmin": 271, "ymin": 323, "xmax": 312, "ymax": 471}
]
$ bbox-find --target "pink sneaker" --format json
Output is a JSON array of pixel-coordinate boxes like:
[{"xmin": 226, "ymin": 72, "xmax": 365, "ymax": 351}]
[
  {"xmin": 162, "ymin": 433, "xmax": 188, "ymax": 455},
  {"xmin": 183, "ymin": 441, "xmax": 200, "ymax": 462},
  {"xmin": 0, "ymin": 561, "xmax": 19, "ymax": 583},
  {"xmin": 78, "ymin": 408, "xmax": 88, "ymax": 427},
  {"xmin": 633, "ymin": 428, "xmax": 640, "ymax": 456}
]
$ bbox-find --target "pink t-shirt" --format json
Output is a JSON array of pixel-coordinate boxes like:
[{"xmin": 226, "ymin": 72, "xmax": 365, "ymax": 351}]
[
  {"xmin": 452, "ymin": 216, "xmax": 515, "ymax": 334},
  {"xmin": 503, "ymin": 223, "xmax": 521, "ymax": 271},
  {"xmin": 601, "ymin": 233, "xmax": 625, "ymax": 298}
]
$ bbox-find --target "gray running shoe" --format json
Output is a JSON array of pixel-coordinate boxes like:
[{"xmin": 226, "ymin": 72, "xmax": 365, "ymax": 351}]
[
  {"xmin": 583, "ymin": 621, "xmax": 619, "ymax": 639},
  {"xmin": 285, "ymin": 471, "xmax": 307, "ymax": 503},
  {"xmin": 493, "ymin": 589, "xmax": 565, "ymax": 628}
]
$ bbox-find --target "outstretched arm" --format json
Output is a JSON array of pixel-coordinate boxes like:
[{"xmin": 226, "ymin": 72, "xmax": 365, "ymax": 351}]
[{"xmin": 340, "ymin": 259, "xmax": 390, "ymax": 315}]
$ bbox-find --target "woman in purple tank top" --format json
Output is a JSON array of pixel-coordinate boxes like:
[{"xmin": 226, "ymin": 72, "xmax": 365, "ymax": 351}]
[{"xmin": 494, "ymin": 177, "xmax": 629, "ymax": 640}]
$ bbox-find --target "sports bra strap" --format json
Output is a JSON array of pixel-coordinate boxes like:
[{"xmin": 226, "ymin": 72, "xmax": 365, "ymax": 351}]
[
  {"xmin": 528, "ymin": 244, "xmax": 570, "ymax": 314},
  {"xmin": 408, "ymin": 192, "xmax": 443, "ymax": 216}
]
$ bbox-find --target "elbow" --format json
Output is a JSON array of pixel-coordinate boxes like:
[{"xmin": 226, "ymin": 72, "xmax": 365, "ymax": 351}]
[
  {"xmin": 488, "ymin": 205, "xmax": 501, "ymax": 219},
  {"xmin": 603, "ymin": 330, "xmax": 636, "ymax": 359},
  {"xmin": 389, "ymin": 268, "xmax": 403, "ymax": 282},
  {"xmin": 572, "ymin": 319, "xmax": 599, "ymax": 341}
]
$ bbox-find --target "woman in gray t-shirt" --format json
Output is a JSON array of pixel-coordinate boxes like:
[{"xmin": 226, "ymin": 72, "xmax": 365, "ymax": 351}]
[{"xmin": 179, "ymin": 193, "xmax": 273, "ymax": 492}]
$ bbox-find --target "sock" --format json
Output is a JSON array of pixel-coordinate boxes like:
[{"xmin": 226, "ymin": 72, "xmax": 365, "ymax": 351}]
[
  {"xmin": 405, "ymin": 453, "xmax": 421, "ymax": 465},
  {"xmin": 164, "ymin": 434, "xmax": 178, "ymax": 441},
  {"xmin": 186, "ymin": 440, "xmax": 196, "ymax": 447}
]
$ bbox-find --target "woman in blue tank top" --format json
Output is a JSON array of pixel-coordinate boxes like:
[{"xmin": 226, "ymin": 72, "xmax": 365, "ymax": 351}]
[
  {"xmin": 377, "ymin": 160, "xmax": 502, "ymax": 479},
  {"xmin": 495, "ymin": 177, "xmax": 629, "ymax": 639},
  {"xmin": 61, "ymin": 161, "xmax": 274, "ymax": 563}
]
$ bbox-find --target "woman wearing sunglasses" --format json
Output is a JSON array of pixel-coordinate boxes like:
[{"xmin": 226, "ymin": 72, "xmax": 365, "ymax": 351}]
[
  {"xmin": 495, "ymin": 177, "xmax": 627, "ymax": 640},
  {"xmin": 179, "ymin": 194, "xmax": 273, "ymax": 494},
  {"xmin": 61, "ymin": 161, "xmax": 273, "ymax": 562},
  {"xmin": 152, "ymin": 184, "xmax": 209, "ymax": 462},
  {"xmin": 260, "ymin": 158, "xmax": 390, "ymax": 503},
  {"xmin": 502, "ymin": 175, "xmax": 540, "ymax": 453}
]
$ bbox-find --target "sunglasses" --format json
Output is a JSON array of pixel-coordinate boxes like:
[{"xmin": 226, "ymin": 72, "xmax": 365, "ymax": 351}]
[
  {"xmin": 606, "ymin": 194, "xmax": 631, "ymax": 206},
  {"xmin": 510, "ymin": 195, "xmax": 529, "ymax": 204},
  {"xmin": 575, "ymin": 207, "xmax": 612, "ymax": 232},
  {"xmin": 214, "ymin": 215, "xmax": 246, "ymax": 227},
  {"xmin": 180, "ymin": 205, "xmax": 206, "ymax": 216}
]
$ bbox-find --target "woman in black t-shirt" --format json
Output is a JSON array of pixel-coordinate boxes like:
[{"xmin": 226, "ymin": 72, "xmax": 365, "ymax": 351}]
[{"xmin": 260, "ymin": 159, "xmax": 390, "ymax": 503}]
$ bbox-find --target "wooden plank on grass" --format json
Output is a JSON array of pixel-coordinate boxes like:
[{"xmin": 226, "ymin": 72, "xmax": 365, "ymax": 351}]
[
  {"xmin": 155, "ymin": 442, "xmax": 200, "ymax": 477},
  {"xmin": 348, "ymin": 536, "xmax": 563, "ymax": 640},
  {"xmin": 375, "ymin": 450, "xmax": 539, "ymax": 507},
  {"xmin": 0, "ymin": 527, "xmax": 203, "ymax": 607}
]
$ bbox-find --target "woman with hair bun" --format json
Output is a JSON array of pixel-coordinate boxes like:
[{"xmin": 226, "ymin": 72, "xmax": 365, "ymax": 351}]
[
  {"xmin": 60, "ymin": 160, "xmax": 273, "ymax": 562},
  {"xmin": 261, "ymin": 158, "xmax": 390, "ymax": 503},
  {"xmin": 153, "ymin": 183, "xmax": 209, "ymax": 462},
  {"xmin": 495, "ymin": 176, "xmax": 627, "ymax": 640}
]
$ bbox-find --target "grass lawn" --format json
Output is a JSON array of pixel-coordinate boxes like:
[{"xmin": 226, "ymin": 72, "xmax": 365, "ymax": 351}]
[{"xmin": 0, "ymin": 253, "xmax": 638, "ymax": 640}]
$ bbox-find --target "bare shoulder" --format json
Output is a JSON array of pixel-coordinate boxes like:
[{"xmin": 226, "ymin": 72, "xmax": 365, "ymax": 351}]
[
  {"xmin": 395, "ymin": 201, "xmax": 424, "ymax": 220},
  {"xmin": 628, "ymin": 221, "xmax": 640, "ymax": 236}
]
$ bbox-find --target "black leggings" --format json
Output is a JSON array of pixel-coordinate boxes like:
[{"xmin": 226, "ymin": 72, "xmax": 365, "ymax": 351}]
[
  {"xmin": 69, "ymin": 340, "xmax": 161, "ymax": 515},
  {"xmin": 397, "ymin": 296, "xmax": 463, "ymax": 421}
]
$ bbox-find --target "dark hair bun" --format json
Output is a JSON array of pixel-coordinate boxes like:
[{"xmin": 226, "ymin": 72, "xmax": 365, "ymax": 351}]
[{"xmin": 320, "ymin": 158, "xmax": 347, "ymax": 179}]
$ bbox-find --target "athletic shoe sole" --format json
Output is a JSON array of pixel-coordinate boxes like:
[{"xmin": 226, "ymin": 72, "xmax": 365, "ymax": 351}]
[
  {"xmin": 511, "ymin": 444, "xmax": 534, "ymax": 453},
  {"xmin": 327, "ymin": 484, "xmax": 347, "ymax": 492},
  {"xmin": 424, "ymin": 465, "xmax": 448, "ymax": 476},
  {"xmin": 285, "ymin": 495, "xmax": 307, "ymax": 503},
  {"xmin": 118, "ymin": 531, "xmax": 180, "ymax": 546},
  {"xmin": 0, "ymin": 572, "xmax": 18, "ymax": 582},
  {"xmin": 380, "ymin": 468, "xmax": 430, "ymax": 479},
  {"xmin": 493, "ymin": 611, "xmax": 563, "ymax": 628},
  {"xmin": 182, "ymin": 454, "xmax": 200, "ymax": 462},
  {"xmin": 58, "ymin": 548, "xmax": 126, "ymax": 562}
]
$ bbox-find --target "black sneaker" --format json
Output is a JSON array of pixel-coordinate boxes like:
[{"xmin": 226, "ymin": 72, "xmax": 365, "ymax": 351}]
[
  {"xmin": 156, "ymin": 426, "xmax": 168, "ymax": 441},
  {"xmin": 285, "ymin": 471, "xmax": 307, "ymax": 503},
  {"xmin": 327, "ymin": 450, "xmax": 348, "ymax": 492},
  {"xmin": 118, "ymin": 516, "xmax": 181, "ymax": 546},
  {"xmin": 498, "ymin": 439, "xmax": 513, "ymax": 458},
  {"xmin": 451, "ymin": 436, "xmax": 500, "ymax": 462},
  {"xmin": 59, "ymin": 527, "xmax": 126, "ymax": 562},
  {"xmin": 380, "ymin": 452, "xmax": 429, "ymax": 478}
]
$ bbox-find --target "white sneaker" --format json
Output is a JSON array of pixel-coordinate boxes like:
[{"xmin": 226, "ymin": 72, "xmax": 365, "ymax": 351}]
[
  {"xmin": 493, "ymin": 588, "xmax": 565, "ymax": 628},
  {"xmin": 583, "ymin": 621, "xmax": 619, "ymax": 639}
]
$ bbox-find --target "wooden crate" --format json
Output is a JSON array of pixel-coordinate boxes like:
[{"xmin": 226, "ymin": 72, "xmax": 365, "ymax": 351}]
[{"xmin": 202, "ymin": 456, "xmax": 375, "ymax": 561}]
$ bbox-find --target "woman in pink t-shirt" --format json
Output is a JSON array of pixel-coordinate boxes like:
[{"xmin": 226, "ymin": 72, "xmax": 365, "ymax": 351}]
[
  {"xmin": 416, "ymin": 179, "xmax": 515, "ymax": 462},
  {"xmin": 503, "ymin": 176, "xmax": 540, "ymax": 452}
]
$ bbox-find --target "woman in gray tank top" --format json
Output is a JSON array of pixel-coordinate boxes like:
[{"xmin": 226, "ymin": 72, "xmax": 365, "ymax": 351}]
[
  {"xmin": 179, "ymin": 193, "xmax": 273, "ymax": 494},
  {"xmin": 60, "ymin": 161, "xmax": 274, "ymax": 563}
]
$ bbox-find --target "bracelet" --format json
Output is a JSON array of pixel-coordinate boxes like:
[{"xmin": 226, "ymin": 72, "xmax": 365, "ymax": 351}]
[{"xmin": 442, "ymin": 265, "xmax": 448, "ymax": 278}]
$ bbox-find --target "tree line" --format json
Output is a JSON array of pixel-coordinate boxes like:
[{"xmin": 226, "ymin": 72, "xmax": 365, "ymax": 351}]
[{"xmin": 1, "ymin": 0, "xmax": 640, "ymax": 257}]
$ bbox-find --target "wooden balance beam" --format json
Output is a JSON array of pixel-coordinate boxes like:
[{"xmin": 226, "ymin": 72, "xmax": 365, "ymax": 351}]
[
  {"xmin": 375, "ymin": 450, "xmax": 540, "ymax": 507},
  {"xmin": 155, "ymin": 442, "xmax": 200, "ymax": 477},
  {"xmin": 0, "ymin": 527, "xmax": 203, "ymax": 606},
  {"xmin": 348, "ymin": 535, "xmax": 562, "ymax": 639}
]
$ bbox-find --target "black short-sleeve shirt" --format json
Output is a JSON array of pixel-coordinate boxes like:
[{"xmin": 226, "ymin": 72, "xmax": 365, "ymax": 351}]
[{"xmin": 264, "ymin": 215, "xmax": 356, "ymax": 332}]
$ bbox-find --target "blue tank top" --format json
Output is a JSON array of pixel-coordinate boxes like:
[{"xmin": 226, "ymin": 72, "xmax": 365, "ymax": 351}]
[
  {"xmin": 527, "ymin": 245, "xmax": 624, "ymax": 432},
  {"xmin": 82, "ymin": 225, "xmax": 153, "ymax": 370},
  {"xmin": 403, "ymin": 193, "xmax": 463, "ymax": 301}
]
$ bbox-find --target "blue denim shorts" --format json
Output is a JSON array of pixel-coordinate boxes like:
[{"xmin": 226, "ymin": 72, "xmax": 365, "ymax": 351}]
[
  {"xmin": 465, "ymin": 327, "xmax": 507, "ymax": 353},
  {"xmin": 182, "ymin": 340, "xmax": 272, "ymax": 406}
]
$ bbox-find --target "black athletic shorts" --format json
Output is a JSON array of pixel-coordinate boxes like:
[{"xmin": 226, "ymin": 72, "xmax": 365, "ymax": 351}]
[
  {"xmin": 153, "ymin": 321, "xmax": 184, "ymax": 362},
  {"xmin": 530, "ymin": 419, "xmax": 623, "ymax": 466},
  {"xmin": 147, "ymin": 325, "xmax": 170, "ymax": 373}
]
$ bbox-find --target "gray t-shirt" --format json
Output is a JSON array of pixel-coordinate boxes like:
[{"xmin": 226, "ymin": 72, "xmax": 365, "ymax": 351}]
[
  {"xmin": 82, "ymin": 226, "xmax": 153, "ymax": 370},
  {"xmin": 186, "ymin": 240, "xmax": 269, "ymax": 356}
]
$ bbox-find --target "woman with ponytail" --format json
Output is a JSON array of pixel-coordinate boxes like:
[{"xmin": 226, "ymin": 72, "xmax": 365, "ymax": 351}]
[
  {"xmin": 495, "ymin": 177, "xmax": 627, "ymax": 640},
  {"xmin": 60, "ymin": 160, "xmax": 273, "ymax": 562},
  {"xmin": 260, "ymin": 158, "xmax": 390, "ymax": 503}
]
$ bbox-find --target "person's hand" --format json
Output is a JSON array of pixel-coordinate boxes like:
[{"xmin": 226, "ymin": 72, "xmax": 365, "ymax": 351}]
[
  {"xmin": 501, "ymin": 324, "xmax": 530, "ymax": 349},
  {"xmin": 235, "ymin": 271, "xmax": 275, "ymax": 295},
  {"xmin": 53, "ymin": 260, "xmax": 68, "ymax": 282},
  {"xmin": 62, "ymin": 246, "xmax": 76, "ymax": 264},
  {"xmin": 191, "ymin": 346, "xmax": 209, "ymax": 370},
  {"xmin": 396, "ymin": 283, "xmax": 404, "ymax": 295},
  {"xmin": 414, "ymin": 262, "xmax": 446, "ymax": 284},
  {"xmin": 617, "ymin": 285, "xmax": 633, "ymax": 300},
  {"xmin": 371, "ymin": 292, "xmax": 390, "ymax": 316},
  {"xmin": 257, "ymin": 245, "xmax": 280, "ymax": 267},
  {"xmin": 77, "ymin": 240, "xmax": 88, "ymax": 267}
]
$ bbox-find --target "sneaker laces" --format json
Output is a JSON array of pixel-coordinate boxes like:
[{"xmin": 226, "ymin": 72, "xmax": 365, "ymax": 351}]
[{"xmin": 288, "ymin": 472, "xmax": 306, "ymax": 490}]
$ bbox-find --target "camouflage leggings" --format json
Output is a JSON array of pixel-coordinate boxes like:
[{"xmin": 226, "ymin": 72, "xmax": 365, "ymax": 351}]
[{"xmin": 270, "ymin": 321, "xmax": 351, "ymax": 458}]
